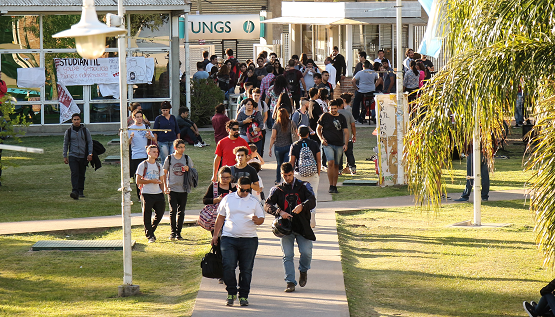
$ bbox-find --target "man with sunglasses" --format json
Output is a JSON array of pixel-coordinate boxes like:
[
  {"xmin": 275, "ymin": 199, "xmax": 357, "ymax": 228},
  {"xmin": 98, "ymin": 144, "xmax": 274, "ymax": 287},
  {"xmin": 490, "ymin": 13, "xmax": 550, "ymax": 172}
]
[
  {"xmin": 265, "ymin": 162, "xmax": 316, "ymax": 293},
  {"xmin": 212, "ymin": 120, "xmax": 250, "ymax": 182},
  {"xmin": 212, "ymin": 176, "xmax": 265, "ymax": 307}
]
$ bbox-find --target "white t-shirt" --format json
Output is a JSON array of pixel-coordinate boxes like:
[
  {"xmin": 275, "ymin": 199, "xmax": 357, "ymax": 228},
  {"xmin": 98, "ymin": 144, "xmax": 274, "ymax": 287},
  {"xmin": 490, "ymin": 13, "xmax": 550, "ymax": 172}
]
[
  {"xmin": 136, "ymin": 160, "xmax": 162, "ymax": 194},
  {"xmin": 325, "ymin": 63, "xmax": 337, "ymax": 89},
  {"xmin": 218, "ymin": 192, "xmax": 265, "ymax": 238},
  {"xmin": 129, "ymin": 124, "xmax": 152, "ymax": 160}
]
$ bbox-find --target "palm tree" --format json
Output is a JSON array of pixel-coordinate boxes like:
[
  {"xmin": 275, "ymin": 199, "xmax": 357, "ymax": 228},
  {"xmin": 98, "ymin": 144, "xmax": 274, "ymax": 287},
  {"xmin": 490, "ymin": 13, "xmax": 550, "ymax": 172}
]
[{"xmin": 405, "ymin": 0, "xmax": 555, "ymax": 264}]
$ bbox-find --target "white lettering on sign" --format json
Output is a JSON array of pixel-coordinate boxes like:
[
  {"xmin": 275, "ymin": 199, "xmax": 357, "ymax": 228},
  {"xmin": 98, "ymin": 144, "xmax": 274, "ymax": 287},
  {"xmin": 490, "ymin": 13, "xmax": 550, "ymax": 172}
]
[{"xmin": 188, "ymin": 14, "xmax": 261, "ymax": 40}]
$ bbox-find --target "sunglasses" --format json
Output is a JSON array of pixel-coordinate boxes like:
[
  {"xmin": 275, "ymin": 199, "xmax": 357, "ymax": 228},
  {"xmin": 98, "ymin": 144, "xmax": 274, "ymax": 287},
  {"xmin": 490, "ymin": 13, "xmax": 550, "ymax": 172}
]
[
  {"xmin": 239, "ymin": 188, "xmax": 252, "ymax": 193},
  {"xmin": 230, "ymin": 127, "xmax": 240, "ymax": 131}
]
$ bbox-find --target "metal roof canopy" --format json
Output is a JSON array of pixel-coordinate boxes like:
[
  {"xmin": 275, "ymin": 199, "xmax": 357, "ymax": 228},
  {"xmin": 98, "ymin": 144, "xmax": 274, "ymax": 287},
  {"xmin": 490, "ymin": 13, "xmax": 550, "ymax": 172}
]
[
  {"xmin": 1, "ymin": 0, "xmax": 190, "ymax": 14},
  {"xmin": 262, "ymin": 1, "xmax": 426, "ymax": 25}
]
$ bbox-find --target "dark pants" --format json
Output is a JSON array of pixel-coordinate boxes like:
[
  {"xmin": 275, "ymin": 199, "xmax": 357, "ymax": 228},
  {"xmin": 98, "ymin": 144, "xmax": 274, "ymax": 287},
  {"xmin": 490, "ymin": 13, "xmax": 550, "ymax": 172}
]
[
  {"xmin": 141, "ymin": 193, "xmax": 166, "ymax": 238},
  {"xmin": 461, "ymin": 153, "xmax": 489, "ymax": 200},
  {"xmin": 168, "ymin": 191, "xmax": 188, "ymax": 236},
  {"xmin": 534, "ymin": 293, "xmax": 555, "ymax": 316},
  {"xmin": 69, "ymin": 156, "xmax": 87, "ymax": 195},
  {"xmin": 352, "ymin": 91, "xmax": 363, "ymax": 122},
  {"xmin": 339, "ymin": 141, "xmax": 356, "ymax": 170},
  {"xmin": 292, "ymin": 93, "xmax": 301, "ymax": 110},
  {"xmin": 130, "ymin": 158, "xmax": 145, "ymax": 200},
  {"xmin": 181, "ymin": 127, "xmax": 203, "ymax": 144},
  {"xmin": 258, "ymin": 130, "xmax": 267, "ymax": 158},
  {"xmin": 220, "ymin": 236, "xmax": 259, "ymax": 298},
  {"xmin": 274, "ymin": 145, "xmax": 290, "ymax": 183}
]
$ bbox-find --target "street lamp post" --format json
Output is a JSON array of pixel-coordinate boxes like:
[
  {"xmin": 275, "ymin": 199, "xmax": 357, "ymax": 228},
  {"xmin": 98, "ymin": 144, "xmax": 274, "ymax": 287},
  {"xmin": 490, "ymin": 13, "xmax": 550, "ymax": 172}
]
[{"xmin": 53, "ymin": 0, "xmax": 140, "ymax": 297}]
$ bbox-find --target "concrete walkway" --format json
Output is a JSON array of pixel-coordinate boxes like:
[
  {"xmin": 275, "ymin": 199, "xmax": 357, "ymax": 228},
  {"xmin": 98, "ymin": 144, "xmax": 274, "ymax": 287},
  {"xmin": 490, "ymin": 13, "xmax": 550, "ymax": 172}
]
[{"xmin": 0, "ymin": 132, "xmax": 528, "ymax": 317}]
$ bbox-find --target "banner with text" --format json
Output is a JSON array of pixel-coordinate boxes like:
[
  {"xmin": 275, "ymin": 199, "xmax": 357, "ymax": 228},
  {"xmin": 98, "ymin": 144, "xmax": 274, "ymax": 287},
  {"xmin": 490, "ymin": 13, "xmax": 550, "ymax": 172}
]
[
  {"xmin": 54, "ymin": 57, "xmax": 154, "ymax": 86},
  {"xmin": 57, "ymin": 83, "xmax": 81, "ymax": 123}
]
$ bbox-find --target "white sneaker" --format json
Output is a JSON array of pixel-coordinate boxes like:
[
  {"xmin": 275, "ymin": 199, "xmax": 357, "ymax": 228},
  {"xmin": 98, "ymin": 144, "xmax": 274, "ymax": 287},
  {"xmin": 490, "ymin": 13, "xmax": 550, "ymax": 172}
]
[
  {"xmin": 194, "ymin": 142, "xmax": 203, "ymax": 148},
  {"xmin": 202, "ymin": 142, "xmax": 210, "ymax": 147}
]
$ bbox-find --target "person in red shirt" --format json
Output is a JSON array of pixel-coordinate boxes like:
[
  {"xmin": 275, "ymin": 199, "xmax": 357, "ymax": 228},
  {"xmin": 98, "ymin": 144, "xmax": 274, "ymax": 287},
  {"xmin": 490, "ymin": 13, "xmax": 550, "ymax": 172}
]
[
  {"xmin": 0, "ymin": 73, "xmax": 7, "ymax": 100},
  {"xmin": 212, "ymin": 103, "xmax": 230, "ymax": 144},
  {"xmin": 212, "ymin": 120, "xmax": 251, "ymax": 182}
]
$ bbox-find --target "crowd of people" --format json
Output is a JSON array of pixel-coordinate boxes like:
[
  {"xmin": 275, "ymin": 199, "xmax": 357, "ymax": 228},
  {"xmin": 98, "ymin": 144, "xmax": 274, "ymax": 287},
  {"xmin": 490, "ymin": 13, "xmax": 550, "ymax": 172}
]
[{"xmin": 60, "ymin": 47, "xmax": 439, "ymax": 307}]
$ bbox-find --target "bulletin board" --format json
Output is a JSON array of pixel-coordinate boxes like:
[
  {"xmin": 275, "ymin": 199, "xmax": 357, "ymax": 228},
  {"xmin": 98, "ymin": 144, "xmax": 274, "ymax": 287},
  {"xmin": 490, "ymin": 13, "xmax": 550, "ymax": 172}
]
[{"xmin": 376, "ymin": 93, "xmax": 409, "ymax": 187}]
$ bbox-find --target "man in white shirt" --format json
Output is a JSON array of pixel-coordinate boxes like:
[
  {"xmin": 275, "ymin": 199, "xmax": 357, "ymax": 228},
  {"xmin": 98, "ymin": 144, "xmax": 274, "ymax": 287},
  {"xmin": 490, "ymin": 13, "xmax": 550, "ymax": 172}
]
[
  {"xmin": 403, "ymin": 48, "xmax": 415, "ymax": 73},
  {"xmin": 324, "ymin": 57, "xmax": 337, "ymax": 89},
  {"xmin": 212, "ymin": 177, "xmax": 265, "ymax": 307},
  {"xmin": 374, "ymin": 49, "xmax": 385, "ymax": 64},
  {"xmin": 206, "ymin": 55, "xmax": 218, "ymax": 73}
]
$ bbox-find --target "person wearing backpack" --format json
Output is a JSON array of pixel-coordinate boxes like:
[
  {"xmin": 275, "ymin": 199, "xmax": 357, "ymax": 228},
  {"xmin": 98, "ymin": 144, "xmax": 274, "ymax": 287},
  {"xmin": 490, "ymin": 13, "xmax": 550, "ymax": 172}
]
[
  {"xmin": 289, "ymin": 125, "xmax": 320, "ymax": 228},
  {"xmin": 264, "ymin": 162, "xmax": 316, "ymax": 293},
  {"xmin": 63, "ymin": 113, "xmax": 93, "ymax": 200},
  {"xmin": 163, "ymin": 139, "xmax": 194, "ymax": 241},
  {"xmin": 284, "ymin": 59, "xmax": 306, "ymax": 110},
  {"xmin": 136, "ymin": 145, "xmax": 166, "ymax": 243}
]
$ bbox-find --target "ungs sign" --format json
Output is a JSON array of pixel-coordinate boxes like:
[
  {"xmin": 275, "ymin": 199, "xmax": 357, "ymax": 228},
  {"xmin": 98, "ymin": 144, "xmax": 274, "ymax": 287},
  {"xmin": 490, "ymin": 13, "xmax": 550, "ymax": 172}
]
[{"xmin": 188, "ymin": 14, "xmax": 261, "ymax": 40}]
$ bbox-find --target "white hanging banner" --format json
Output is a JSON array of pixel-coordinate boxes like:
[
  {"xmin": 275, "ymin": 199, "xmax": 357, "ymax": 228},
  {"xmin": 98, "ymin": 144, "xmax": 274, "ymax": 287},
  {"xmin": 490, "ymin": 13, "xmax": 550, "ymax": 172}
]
[
  {"xmin": 17, "ymin": 68, "xmax": 46, "ymax": 88},
  {"xmin": 57, "ymin": 83, "xmax": 81, "ymax": 123},
  {"xmin": 145, "ymin": 57, "xmax": 155, "ymax": 84},
  {"xmin": 127, "ymin": 57, "xmax": 147, "ymax": 84},
  {"xmin": 54, "ymin": 58, "xmax": 119, "ymax": 86}
]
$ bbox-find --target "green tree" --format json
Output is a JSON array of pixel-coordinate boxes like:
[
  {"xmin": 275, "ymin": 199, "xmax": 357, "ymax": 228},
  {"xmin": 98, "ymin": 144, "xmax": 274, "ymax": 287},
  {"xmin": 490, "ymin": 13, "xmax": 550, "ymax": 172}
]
[
  {"xmin": 404, "ymin": 0, "xmax": 555, "ymax": 264},
  {"xmin": 0, "ymin": 96, "xmax": 30, "ymax": 174},
  {"xmin": 187, "ymin": 79, "xmax": 225, "ymax": 126}
]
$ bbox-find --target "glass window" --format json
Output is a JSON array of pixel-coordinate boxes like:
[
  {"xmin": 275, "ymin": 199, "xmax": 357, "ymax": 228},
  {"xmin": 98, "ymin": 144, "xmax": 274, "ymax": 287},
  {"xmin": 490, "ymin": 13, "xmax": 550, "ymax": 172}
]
[
  {"xmin": 90, "ymin": 102, "xmax": 121, "ymax": 123},
  {"xmin": 131, "ymin": 51, "xmax": 169, "ymax": 99},
  {"xmin": 10, "ymin": 105, "xmax": 40, "ymax": 125},
  {"xmin": 129, "ymin": 14, "xmax": 171, "ymax": 49},
  {"xmin": 44, "ymin": 103, "xmax": 84, "ymax": 124}
]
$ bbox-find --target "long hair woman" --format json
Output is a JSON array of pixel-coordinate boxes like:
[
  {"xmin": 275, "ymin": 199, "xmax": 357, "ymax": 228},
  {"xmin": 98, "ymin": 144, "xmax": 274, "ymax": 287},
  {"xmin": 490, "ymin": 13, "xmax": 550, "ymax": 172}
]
[
  {"xmin": 403, "ymin": 60, "xmax": 420, "ymax": 104},
  {"xmin": 266, "ymin": 75, "xmax": 292, "ymax": 121},
  {"xmin": 268, "ymin": 107, "xmax": 293, "ymax": 184}
]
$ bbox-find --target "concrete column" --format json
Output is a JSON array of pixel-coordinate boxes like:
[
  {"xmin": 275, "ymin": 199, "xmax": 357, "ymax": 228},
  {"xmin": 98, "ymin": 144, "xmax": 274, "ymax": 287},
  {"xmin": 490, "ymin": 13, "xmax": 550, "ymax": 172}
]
[
  {"xmin": 345, "ymin": 25, "xmax": 353, "ymax": 76},
  {"xmin": 171, "ymin": 14, "xmax": 181, "ymax": 116}
]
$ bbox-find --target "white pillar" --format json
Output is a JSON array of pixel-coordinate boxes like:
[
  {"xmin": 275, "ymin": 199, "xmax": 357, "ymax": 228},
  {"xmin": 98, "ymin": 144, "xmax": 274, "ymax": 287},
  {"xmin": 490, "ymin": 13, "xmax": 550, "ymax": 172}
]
[
  {"xmin": 473, "ymin": 106, "xmax": 481, "ymax": 226},
  {"xmin": 117, "ymin": 0, "xmax": 133, "ymax": 287},
  {"xmin": 345, "ymin": 25, "xmax": 353, "ymax": 76},
  {"xmin": 396, "ymin": 0, "xmax": 405, "ymax": 185},
  {"xmin": 184, "ymin": 13, "xmax": 191, "ymax": 111}
]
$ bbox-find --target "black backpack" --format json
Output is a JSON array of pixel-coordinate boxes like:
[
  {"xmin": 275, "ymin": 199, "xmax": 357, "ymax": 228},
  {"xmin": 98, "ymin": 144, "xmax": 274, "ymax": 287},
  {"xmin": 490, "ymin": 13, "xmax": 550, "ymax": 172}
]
[{"xmin": 285, "ymin": 69, "xmax": 301, "ymax": 94}]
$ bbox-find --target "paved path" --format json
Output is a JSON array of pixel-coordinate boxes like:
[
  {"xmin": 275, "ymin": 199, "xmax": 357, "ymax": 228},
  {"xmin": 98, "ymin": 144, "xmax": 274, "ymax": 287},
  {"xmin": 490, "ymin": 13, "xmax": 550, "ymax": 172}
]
[{"xmin": 0, "ymin": 132, "xmax": 528, "ymax": 317}]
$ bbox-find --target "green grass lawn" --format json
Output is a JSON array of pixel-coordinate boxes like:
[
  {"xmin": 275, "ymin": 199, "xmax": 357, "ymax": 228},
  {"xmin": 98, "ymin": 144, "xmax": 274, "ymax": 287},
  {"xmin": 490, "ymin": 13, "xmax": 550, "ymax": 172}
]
[
  {"xmin": 0, "ymin": 224, "xmax": 211, "ymax": 316},
  {"xmin": 337, "ymin": 200, "xmax": 547, "ymax": 317},
  {"xmin": 335, "ymin": 126, "xmax": 532, "ymax": 201},
  {"xmin": 0, "ymin": 132, "xmax": 216, "ymax": 222}
]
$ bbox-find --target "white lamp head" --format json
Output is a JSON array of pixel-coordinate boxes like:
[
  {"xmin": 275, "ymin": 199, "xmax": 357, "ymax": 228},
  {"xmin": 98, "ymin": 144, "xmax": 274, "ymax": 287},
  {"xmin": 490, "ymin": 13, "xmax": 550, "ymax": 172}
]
[{"xmin": 52, "ymin": 0, "xmax": 126, "ymax": 59}]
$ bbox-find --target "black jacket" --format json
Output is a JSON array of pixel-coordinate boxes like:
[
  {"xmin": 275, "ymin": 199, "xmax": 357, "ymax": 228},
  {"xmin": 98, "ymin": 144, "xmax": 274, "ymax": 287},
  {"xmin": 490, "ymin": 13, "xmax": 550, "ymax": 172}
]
[
  {"xmin": 540, "ymin": 279, "xmax": 555, "ymax": 296},
  {"xmin": 264, "ymin": 179, "xmax": 316, "ymax": 241}
]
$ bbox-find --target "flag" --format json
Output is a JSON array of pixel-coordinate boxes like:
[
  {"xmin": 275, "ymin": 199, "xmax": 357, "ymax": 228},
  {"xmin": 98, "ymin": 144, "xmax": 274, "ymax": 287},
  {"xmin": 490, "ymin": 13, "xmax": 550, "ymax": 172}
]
[
  {"xmin": 57, "ymin": 83, "xmax": 81, "ymax": 123},
  {"xmin": 417, "ymin": 0, "xmax": 444, "ymax": 58}
]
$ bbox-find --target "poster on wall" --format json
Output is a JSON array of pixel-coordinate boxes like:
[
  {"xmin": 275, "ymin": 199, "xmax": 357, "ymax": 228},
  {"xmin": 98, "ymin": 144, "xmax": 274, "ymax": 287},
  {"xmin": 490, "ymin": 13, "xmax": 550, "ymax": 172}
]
[
  {"xmin": 375, "ymin": 94, "xmax": 409, "ymax": 187},
  {"xmin": 54, "ymin": 57, "xmax": 155, "ymax": 86}
]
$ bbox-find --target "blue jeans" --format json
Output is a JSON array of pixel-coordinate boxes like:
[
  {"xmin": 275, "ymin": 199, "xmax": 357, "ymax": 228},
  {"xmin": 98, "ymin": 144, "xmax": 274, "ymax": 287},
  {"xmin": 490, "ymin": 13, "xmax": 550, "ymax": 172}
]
[
  {"xmin": 220, "ymin": 236, "xmax": 259, "ymax": 298},
  {"xmin": 322, "ymin": 144, "xmax": 344, "ymax": 166},
  {"xmin": 158, "ymin": 141, "xmax": 173, "ymax": 161},
  {"xmin": 274, "ymin": 145, "xmax": 290, "ymax": 183},
  {"xmin": 515, "ymin": 92, "xmax": 524, "ymax": 125},
  {"xmin": 281, "ymin": 232, "xmax": 313, "ymax": 285},
  {"xmin": 534, "ymin": 293, "xmax": 555, "ymax": 316},
  {"xmin": 461, "ymin": 153, "xmax": 489, "ymax": 200}
]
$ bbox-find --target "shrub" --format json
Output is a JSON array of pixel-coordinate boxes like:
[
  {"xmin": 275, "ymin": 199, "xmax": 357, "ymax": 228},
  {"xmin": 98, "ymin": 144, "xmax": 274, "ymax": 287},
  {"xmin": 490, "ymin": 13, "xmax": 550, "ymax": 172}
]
[{"xmin": 182, "ymin": 79, "xmax": 225, "ymax": 127}]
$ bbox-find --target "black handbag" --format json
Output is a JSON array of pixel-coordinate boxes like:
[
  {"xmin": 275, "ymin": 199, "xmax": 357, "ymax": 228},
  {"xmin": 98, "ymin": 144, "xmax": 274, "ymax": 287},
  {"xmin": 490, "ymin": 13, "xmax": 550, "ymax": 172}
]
[{"xmin": 200, "ymin": 246, "xmax": 223, "ymax": 279}]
